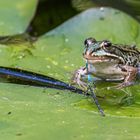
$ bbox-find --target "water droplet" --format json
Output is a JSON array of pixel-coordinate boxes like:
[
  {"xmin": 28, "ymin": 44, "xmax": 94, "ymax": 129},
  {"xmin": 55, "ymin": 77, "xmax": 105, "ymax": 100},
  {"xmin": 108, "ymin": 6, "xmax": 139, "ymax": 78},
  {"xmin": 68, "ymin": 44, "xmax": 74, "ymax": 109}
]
[
  {"xmin": 124, "ymin": 130, "xmax": 128, "ymax": 133},
  {"xmin": 107, "ymin": 87, "xmax": 111, "ymax": 90},
  {"xmin": 52, "ymin": 60, "xmax": 58, "ymax": 65},
  {"xmin": 64, "ymin": 66, "xmax": 68, "ymax": 69},
  {"xmin": 100, "ymin": 7, "xmax": 104, "ymax": 12},
  {"xmin": 47, "ymin": 65, "xmax": 51, "ymax": 69},
  {"xmin": 65, "ymin": 38, "xmax": 69, "ymax": 42},
  {"xmin": 18, "ymin": 55, "xmax": 24, "ymax": 59},
  {"xmin": 65, "ymin": 60, "xmax": 69, "ymax": 63},
  {"xmin": 2, "ymin": 97, "xmax": 9, "ymax": 101},
  {"xmin": 116, "ymin": 111, "xmax": 121, "ymax": 114},
  {"xmin": 57, "ymin": 109, "xmax": 65, "ymax": 112},
  {"xmin": 49, "ymin": 73, "xmax": 53, "ymax": 76},
  {"xmin": 18, "ymin": 30, "xmax": 23, "ymax": 34}
]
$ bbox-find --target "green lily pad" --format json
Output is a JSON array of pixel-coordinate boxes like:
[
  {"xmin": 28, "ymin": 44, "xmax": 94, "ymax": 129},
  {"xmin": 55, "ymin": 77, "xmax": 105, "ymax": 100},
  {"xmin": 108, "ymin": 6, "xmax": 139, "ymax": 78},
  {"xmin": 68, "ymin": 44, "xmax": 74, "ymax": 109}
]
[
  {"xmin": 0, "ymin": 7, "xmax": 140, "ymax": 139},
  {"xmin": 0, "ymin": 0, "xmax": 38, "ymax": 35}
]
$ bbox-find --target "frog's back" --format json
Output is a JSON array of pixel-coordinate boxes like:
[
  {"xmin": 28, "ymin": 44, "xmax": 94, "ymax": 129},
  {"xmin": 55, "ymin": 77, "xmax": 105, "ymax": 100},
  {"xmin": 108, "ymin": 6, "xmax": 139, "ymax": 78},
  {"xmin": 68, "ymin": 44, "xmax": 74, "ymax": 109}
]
[{"xmin": 113, "ymin": 44, "xmax": 140, "ymax": 67}]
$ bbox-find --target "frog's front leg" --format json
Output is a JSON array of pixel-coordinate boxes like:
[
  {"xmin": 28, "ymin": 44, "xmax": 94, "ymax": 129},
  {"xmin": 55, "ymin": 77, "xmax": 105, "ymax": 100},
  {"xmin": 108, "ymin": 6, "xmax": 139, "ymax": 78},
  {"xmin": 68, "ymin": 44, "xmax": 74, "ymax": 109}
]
[
  {"xmin": 72, "ymin": 67, "xmax": 88, "ymax": 90},
  {"xmin": 117, "ymin": 65, "xmax": 138, "ymax": 88},
  {"xmin": 138, "ymin": 64, "xmax": 140, "ymax": 77}
]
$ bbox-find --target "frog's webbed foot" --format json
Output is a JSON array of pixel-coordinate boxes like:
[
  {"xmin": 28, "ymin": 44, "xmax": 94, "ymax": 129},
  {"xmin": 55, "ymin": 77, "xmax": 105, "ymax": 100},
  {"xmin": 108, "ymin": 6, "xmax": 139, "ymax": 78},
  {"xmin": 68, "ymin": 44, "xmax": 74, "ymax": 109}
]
[
  {"xmin": 115, "ymin": 81, "xmax": 135, "ymax": 89},
  {"xmin": 119, "ymin": 94, "xmax": 134, "ymax": 106},
  {"xmin": 71, "ymin": 67, "xmax": 88, "ymax": 90}
]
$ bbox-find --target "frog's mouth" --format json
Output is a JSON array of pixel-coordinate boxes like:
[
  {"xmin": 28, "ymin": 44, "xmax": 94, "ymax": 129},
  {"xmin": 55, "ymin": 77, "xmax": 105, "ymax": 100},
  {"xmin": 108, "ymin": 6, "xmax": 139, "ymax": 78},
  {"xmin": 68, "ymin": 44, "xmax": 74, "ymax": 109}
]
[{"xmin": 83, "ymin": 54, "xmax": 124, "ymax": 64}]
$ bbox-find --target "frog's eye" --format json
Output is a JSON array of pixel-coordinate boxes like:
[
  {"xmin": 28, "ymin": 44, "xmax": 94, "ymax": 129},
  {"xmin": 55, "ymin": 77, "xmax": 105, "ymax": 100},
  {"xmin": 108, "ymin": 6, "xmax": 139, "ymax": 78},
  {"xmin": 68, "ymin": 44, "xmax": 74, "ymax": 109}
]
[
  {"xmin": 84, "ymin": 38, "xmax": 96, "ymax": 47},
  {"xmin": 102, "ymin": 40, "xmax": 112, "ymax": 47}
]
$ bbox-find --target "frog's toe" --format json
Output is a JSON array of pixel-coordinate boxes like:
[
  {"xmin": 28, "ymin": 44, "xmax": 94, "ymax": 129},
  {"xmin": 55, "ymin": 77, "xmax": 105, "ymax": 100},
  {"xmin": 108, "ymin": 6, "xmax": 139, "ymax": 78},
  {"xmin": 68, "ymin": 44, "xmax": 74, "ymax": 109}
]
[
  {"xmin": 77, "ymin": 81, "xmax": 87, "ymax": 90},
  {"xmin": 119, "ymin": 95, "xmax": 135, "ymax": 106},
  {"xmin": 114, "ymin": 81, "xmax": 135, "ymax": 89}
]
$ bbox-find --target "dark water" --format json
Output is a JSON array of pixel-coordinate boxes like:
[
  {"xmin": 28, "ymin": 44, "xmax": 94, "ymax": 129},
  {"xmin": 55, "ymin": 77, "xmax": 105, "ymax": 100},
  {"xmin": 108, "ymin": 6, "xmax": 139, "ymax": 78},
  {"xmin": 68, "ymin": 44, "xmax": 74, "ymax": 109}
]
[
  {"xmin": 28, "ymin": 0, "xmax": 140, "ymax": 36},
  {"xmin": 29, "ymin": 0, "xmax": 78, "ymax": 36}
]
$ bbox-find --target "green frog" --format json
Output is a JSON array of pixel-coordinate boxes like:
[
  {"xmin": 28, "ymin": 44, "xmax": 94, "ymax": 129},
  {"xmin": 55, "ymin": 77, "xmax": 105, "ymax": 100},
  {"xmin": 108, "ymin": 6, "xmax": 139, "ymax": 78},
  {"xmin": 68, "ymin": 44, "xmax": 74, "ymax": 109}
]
[{"xmin": 73, "ymin": 37, "xmax": 140, "ymax": 89}]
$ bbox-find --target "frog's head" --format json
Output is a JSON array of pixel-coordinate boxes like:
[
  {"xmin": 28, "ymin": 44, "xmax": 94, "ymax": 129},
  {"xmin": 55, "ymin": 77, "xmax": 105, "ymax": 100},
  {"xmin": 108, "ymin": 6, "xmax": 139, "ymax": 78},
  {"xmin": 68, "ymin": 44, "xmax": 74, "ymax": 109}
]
[{"xmin": 83, "ymin": 37, "xmax": 124, "ymax": 63}]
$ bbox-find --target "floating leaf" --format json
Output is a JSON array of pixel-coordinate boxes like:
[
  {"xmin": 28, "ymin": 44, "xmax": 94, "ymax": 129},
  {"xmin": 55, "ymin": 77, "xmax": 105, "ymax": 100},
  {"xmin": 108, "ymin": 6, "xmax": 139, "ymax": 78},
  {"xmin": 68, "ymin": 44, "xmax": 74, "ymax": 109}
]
[{"xmin": 0, "ymin": 0, "xmax": 38, "ymax": 35}]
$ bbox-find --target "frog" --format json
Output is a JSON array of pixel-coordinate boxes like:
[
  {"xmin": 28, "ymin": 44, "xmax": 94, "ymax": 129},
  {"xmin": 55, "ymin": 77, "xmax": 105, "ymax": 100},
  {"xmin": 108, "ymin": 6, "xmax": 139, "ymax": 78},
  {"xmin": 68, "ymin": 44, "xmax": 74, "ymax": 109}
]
[{"xmin": 72, "ymin": 37, "xmax": 140, "ymax": 90}]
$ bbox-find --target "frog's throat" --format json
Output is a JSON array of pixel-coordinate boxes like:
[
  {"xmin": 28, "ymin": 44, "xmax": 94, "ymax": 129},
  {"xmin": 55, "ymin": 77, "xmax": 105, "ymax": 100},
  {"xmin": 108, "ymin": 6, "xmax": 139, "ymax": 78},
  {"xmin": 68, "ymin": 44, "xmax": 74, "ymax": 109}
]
[{"xmin": 83, "ymin": 54, "xmax": 124, "ymax": 64}]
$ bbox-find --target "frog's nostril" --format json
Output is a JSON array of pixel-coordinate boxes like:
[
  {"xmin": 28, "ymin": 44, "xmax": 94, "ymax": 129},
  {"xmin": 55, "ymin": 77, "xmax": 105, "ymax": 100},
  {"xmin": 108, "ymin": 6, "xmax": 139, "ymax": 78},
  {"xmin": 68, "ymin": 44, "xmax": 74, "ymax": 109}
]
[{"xmin": 89, "ymin": 50, "xmax": 94, "ymax": 55}]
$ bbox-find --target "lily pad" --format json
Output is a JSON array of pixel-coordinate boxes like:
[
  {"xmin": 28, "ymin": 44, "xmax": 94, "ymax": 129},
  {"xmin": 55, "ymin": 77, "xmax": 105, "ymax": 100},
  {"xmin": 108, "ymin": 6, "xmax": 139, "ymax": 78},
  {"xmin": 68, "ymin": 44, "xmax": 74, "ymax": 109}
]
[
  {"xmin": 0, "ymin": 7, "xmax": 140, "ymax": 139},
  {"xmin": 0, "ymin": 0, "xmax": 38, "ymax": 35}
]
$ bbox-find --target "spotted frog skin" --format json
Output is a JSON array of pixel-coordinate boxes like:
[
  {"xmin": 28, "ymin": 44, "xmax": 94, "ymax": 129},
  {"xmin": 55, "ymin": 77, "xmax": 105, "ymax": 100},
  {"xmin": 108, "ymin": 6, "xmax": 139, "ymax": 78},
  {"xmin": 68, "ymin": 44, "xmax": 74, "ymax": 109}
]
[{"xmin": 73, "ymin": 38, "xmax": 140, "ymax": 89}]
